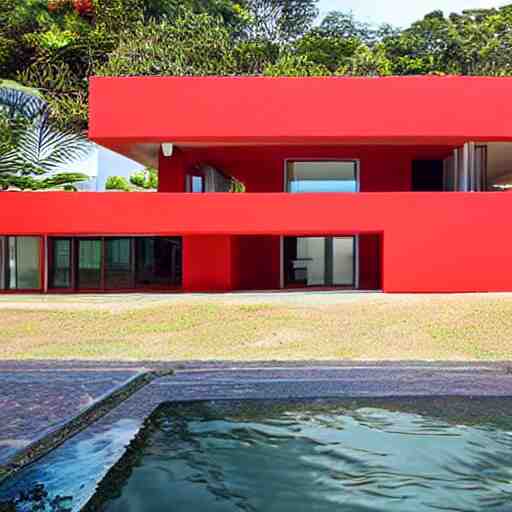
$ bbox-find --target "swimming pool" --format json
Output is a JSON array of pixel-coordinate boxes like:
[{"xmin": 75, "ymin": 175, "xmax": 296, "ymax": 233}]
[
  {"xmin": 3, "ymin": 365, "xmax": 512, "ymax": 512},
  {"xmin": 82, "ymin": 398, "xmax": 512, "ymax": 512}
]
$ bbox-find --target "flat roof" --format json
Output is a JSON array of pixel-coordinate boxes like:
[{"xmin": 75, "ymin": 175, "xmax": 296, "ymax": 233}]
[{"xmin": 89, "ymin": 76, "xmax": 512, "ymax": 161}]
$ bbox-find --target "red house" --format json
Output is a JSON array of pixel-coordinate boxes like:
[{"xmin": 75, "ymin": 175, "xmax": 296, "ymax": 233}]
[{"xmin": 2, "ymin": 75, "xmax": 512, "ymax": 294}]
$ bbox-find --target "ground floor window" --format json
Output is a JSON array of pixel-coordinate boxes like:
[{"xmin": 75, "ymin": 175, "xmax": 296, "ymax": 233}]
[
  {"xmin": 48, "ymin": 236, "xmax": 182, "ymax": 291},
  {"xmin": 284, "ymin": 236, "xmax": 356, "ymax": 288},
  {"xmin": 0, "ymin": 236, "xmax": 41, "ymax": 290}
]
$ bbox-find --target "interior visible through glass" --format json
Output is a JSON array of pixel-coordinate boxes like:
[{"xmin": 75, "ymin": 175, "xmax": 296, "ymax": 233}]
[
  {"xmin": 105, "ymin": 238, "xmax": 132, "ymax": 289},
  {"xmin": 47, "ymin": 237, "xmax": 183, "ymax": 291},
  {"xmin": 284, "ymin": 236, "xmax": 355, "ymax": 287},
  {"xmin": 50, "ymin": 238, "xmax": 72, "ymax": 289},
  {"xmin": 77, "ymin": 239, "xmax": 102, "ymax": 290},
  {"xmin": 0, "ymin": 236, "xmax": 41, "ymax": 290}
]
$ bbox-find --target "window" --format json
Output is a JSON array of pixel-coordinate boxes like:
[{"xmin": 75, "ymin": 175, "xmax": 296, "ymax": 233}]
[
  {"xmin": 77, "ymin": 239, "xmax": 102, "ymax": 290},
  {"xmin": 135, "ymin": 237, "xmax": 182, "ymax": 288},
  {"xmin": 46, "ymin": 237, "xmax": 183, "ymax": 291},
  {"xmin": 50, "ymin": 239, "xmax": 72, "ymax": 289},
  {"xmin": 105, "ymin": 238, "xmax": 133, "ymax": 289},
  {"xmin": 0, "ymin": 236, "xmax": 41, "ymax": 290},
  {"xmin": 284, "ymin": 236, "xmax": 355, "ymax": 288},
  {"xmin": 286, "ymin": 161, "xmax": 358, "ymax": 193}
]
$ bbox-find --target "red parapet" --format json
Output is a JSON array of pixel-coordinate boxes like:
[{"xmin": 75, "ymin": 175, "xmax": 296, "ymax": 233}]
[
  {"xmin": 1, "ymin": 191, "xmax": 512, "ymax": 293},
  {"xmin": 89, "ymin": 76, "xmax": 512, "ymax": 149}
]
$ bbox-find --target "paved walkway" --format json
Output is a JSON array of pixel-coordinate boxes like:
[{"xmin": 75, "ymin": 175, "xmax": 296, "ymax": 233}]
[
  {"xmin": 0, "ymin": 363, "xmax": 143, "ymax": 465},
  {"xmin": 2, "ymin": 291, "xmax": 512, "ymax": 311},
  {"xmin": 1, "ymin": 361, "xmax": 512, "ymax": 468}
]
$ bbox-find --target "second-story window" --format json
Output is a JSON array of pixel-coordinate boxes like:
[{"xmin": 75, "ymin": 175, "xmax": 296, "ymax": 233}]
[{"xmin": 286, "ymin": 161, "xmax": 359, "ymax": 193}]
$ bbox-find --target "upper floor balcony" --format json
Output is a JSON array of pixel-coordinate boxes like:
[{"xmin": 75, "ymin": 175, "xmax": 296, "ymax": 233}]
[{"xmin": 88, "ymin": 75, "xmax": 512, "ymax": 195}]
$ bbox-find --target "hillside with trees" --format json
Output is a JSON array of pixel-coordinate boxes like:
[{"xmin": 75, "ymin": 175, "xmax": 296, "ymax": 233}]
[{"xmin": 1, "ymin": 0, "xmax": 512, "ymax": 135}]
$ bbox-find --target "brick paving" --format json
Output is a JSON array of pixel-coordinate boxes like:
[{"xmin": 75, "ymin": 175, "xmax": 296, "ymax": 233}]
[
  {"xmin": 0, "ymin": 364, "xmax": 143, "ymax": 465},
  {"xmin": 2, "ymin": 363, "xmax": 512, "ymax": 509}
]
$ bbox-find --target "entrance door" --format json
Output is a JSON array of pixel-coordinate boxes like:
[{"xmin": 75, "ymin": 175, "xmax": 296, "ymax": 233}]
[{"xmin": 284, "ymin": 236, "xmax": 356, "ymax": 288}]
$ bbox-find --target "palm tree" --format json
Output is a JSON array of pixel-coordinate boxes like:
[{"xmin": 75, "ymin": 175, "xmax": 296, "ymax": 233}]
[{"xmin": 0, "ymin": 84, "xmax": 90, "ymax": 190}]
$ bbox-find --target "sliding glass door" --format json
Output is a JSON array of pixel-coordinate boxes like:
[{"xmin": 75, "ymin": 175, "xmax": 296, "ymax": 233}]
[
  {"xmin": 47, "ymin": 236, "xmax": 182, "ymax": 291},
  {"xmin": 105, "ymin": 238, "xmax": 133, "ymax": 289},
  {"xmin": 0, "ymin": 236, "xmax": 41, "ymax": 290},
  {"xmin": 284, "ymin": 236, "xmax": 355, "ymax": 288},
  {"xmin": 77, "ymin": 239, "xmax": 102, "ymax": 290},
  {"xmin": 50, "ymin": 238, "xmax": 72, "ymax": 289},
  {"xmin": 135, "ymin": 237, "xmax": 182, "ymax": 289}
]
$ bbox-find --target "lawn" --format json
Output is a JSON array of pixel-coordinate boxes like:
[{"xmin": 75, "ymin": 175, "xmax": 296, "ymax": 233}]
[{"xmin": 1, "ymin": 293, "xmax": 511, "ymax": 361}]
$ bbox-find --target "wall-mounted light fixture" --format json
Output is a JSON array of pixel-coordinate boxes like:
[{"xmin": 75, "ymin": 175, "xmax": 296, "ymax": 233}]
[{"xmin": 161, "ymin": 143, "xmax": 174, "ymax": 157}]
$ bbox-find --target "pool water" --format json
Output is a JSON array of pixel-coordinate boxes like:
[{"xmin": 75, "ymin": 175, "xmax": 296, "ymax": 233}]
[{"xmin": 85, "ymin": 399, "xmax": 512, "ymax": 512}]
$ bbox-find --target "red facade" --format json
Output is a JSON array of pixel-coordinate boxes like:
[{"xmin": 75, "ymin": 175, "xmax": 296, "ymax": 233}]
[{"xmin": 2, "ymin": 76, "xmax": 512, "ymax": 293}]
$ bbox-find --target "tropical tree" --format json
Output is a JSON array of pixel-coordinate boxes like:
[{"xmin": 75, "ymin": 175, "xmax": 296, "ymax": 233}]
[
  {"xmin": 242, "ymin": 0, "xmax": 318, "ymax": 42},
  {"xmin": 97, "ymin": 11, "xmax": 237, "ymax": 76},
  {"xmin": 0, "ymin": 86, "xmax": 89, "ymax": 190}
]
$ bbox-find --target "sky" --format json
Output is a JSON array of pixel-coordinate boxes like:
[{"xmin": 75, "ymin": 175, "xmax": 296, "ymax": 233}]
[{"xmin": 318, "ymin": 0, "xmax": 509, "ymax": 27}]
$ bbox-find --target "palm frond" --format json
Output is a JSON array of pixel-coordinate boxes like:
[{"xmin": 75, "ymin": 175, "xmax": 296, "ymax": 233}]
[
  {"xmin": 0, "ymin": 87, "xmax": 48, "ymax": 121},
  {"xmin": 17, "ymin": 116, "xmax": 90, "ymax": 173}
]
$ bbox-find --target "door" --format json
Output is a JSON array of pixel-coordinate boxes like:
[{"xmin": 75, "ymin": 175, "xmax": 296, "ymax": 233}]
[
  {"xmin": 284, "ymin": 237, "xmax": 356, "ymax": 288},
  {"xmin": 77, "ymin": 239, "xmax": 102, "ymax": 290}
]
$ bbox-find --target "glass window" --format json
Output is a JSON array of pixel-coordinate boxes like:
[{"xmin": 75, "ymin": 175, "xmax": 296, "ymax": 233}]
[
  {"xmin": 284, "ymin": 236, "xmax": 355, "ymax": 288},
  {"xmin": 1, "ymin": 236, "xmax": 41, "ymax": 290},
  {"xmin": 286, "ymin": 161, "xmax": 358, "ymax": 193},
  {"xmin": 135, "ymin": 237, "xmax": 182, "ymax": 288},
  {"xmin": 192, "ymin": 176, "xmax": 204, "ymax": 193},
  {"xmin": 0, "ymin": 237, "xmax": 5, "ymax": 290},
  {"xmin": 78, "ymin": 239, "xmax": 102, "ymax": 290},
  {"xmin": 50, "ymin": 239, "xmax": 72, "ymax": 289},
  {"xmin": 105, "ymin": 238, "xmax": 133, "ymax": 289},
  {"xmin": 332, "ymin": 237, "xmax": 355, "ymax": 286}
]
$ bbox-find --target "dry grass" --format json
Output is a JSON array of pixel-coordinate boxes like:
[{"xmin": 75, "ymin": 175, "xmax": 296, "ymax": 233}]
[{"xmin": 1, "ymin": 294, "xmax": 512, "ymax": 361}]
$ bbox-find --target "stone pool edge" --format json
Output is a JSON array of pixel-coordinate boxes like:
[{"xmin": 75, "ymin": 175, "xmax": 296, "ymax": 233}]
[{"xmin": 0, "ymin": 370, "xmax": 173, "ymax": 485}]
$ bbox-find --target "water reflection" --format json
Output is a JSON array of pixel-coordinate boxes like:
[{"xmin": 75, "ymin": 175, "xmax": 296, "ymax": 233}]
[{"xmin": 90, "ymin": 400, "xmax": 512, "ymax": 512}]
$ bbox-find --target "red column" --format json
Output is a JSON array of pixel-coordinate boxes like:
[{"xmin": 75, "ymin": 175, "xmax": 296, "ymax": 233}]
[{"xmin": 158, "ymin": 147, "xmax": 188, "ymax": 192}]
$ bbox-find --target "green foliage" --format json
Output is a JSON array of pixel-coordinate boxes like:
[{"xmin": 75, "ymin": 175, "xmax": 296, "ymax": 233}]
[
  {"xmin": 294, "ymin": 31, "xmax": 360, "ymax": 72},
  {"xmin": 264, "ymin": 54, "xmax": 331, "ymax": 76},
  {"xmin": 0, "ymin": 86, "xmax": 89, "ymax": 190},
  {"xmin": 97, "ymin": 11, "xmax": 237, "ymax": 76},
  {"xmin": 130, "ymin": 167, "xmax": 158, "ymax": 190},
  {"xmin": 337, "ymin": 43, "xmax": 393, "ymax": 77},
  {"xmin": 230, "ymin": 177, "xmax": 245, "ymax": 192},
  {"xmin": 243, "ymin": 0, "xmax": 318, "ymax": 42},
  {"xmin": 93, "ymin": 0, "xmax": 144, "ymax": 31},
  {"xmin": 106, "ymin": 175, "xmax": 131, "ymax": 191},
  {"xmin": 4, "ymin": 0, "xmax": 512, "ymax": 143},
  {"xmin": 234, "ymin": 39, "xmax": 280, "ymax": 74}
]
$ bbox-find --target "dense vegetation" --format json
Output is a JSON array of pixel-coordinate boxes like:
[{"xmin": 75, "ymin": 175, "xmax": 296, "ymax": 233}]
[{"xmin": 2, "ymin": 0, "xmax": 512, "ymax": 134}]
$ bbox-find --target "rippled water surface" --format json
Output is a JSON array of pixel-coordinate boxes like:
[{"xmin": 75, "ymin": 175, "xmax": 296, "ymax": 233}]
[{"xmin": 93, "ymin": 400, "xmax": 512, "ymax": 512}]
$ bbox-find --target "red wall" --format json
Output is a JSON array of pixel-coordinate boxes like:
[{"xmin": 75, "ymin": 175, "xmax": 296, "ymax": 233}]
[
  {"xmin": 3, "ymin": 191, "xmax": 512, "ymax": 293},
  {"xmin": 158, "ymin": 145, "xmax": 453, "ymax": 194},
  {"xmin": 183, "ymin": 235, "xmax": 235, "ymax": 292},
  {"xmin": 90, "ymin": 76, "xmax": 512, "ymax": 148},
  {"xmin": 158, "ymin": 145, "xmax": 452, "ymax": 290}
]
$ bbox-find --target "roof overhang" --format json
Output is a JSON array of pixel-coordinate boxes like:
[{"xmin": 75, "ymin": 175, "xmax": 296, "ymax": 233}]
[{"xmin": 89, "ymin": 76, "xmax": 512, "ymax": 164}]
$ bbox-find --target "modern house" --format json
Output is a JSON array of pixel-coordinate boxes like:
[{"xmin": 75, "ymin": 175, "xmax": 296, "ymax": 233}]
[{"xmin": 2, "ymin": 75, "xmax": 512, "ymax": 294}]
